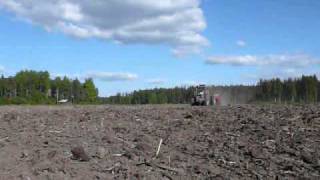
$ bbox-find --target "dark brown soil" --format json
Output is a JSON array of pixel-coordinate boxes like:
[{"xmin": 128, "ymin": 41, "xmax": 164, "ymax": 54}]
[{"xmin": 0, "ymin": 105, "xmax": 319, "ymax": 179}]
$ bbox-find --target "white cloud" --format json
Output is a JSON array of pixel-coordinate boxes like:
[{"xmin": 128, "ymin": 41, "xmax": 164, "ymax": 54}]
[
  {"xmin": 236, "ymin": 40, "xmax": 246, "ymax": 47},
  {"xmin": 147, "ymin": 78, "xmax": 166, "ymax": 85},
  {"xmin": 206, "ymin": 54, "xmax": 320, "ymax": 68},
  {"xmin": 0, "ymin": 0, "xmax": 208, "ymax": 56},
  {"xmin": 86, "ymin": 72, "xmax": 138, "ymax": 82}
]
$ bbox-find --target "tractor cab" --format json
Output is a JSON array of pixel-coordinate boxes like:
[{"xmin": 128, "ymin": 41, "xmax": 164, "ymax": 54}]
[
  {"xmin": 191, "ymin": 85, "xmax": 222, "ymax": 106},
  {"xmin": 191, "ymin": 85, "xmax": 210, "ymax": 106}
]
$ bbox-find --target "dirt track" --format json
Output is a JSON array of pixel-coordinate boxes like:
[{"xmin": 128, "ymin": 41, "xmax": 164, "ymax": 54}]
[{"xmin": 0, "ymin": 105, "xmax": 319, "ymax": 179}]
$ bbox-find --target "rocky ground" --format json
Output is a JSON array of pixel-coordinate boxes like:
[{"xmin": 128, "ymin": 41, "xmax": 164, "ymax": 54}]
[{"xmin": 0, "ymin": 105, "xmax": 319, "ymax": 180}]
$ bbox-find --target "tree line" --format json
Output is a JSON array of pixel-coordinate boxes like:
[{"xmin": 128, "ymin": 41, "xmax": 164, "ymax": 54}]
[
  {"xmin": 256, "ymin": 75, "xmax": 319, "ymax": 103},
  {"xmin": 102, "ymin": 87, "xmax": 196, "ymax": 105},
  {"xmin": 0, "ymin": 70, "xmax": 98, "ymax": 104},
  {"xmin": 102, "ymin": 85, "xmax": 257, "ymax": 105},
  {"xmin": 104, "ymin": 75, "xmax": 320, "ymax": 105}
]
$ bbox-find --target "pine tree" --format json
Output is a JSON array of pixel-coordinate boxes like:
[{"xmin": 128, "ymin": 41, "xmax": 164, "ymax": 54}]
[{"xmin": 83, "ymin": 78, "xmax": 98, "ymax": 103}]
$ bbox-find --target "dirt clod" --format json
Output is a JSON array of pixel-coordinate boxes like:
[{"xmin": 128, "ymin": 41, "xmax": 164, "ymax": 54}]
[{"xmin": 71, "ymin": 146, "xmax": 90, "ymax": 162}]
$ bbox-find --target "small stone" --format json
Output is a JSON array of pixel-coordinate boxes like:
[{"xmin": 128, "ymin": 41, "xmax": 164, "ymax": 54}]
[
  {"xmin": 47, "ymin": 150, "xmax": 57, "ymax": 159},
  {"xmin": 96, "ymin": 147, "xmax": 107, "ymax": 159},
  {"xmin": 184, "ymin": 114, "xmax": 193, "ymax": 119},
  {"xmin": 20, "ymin": 150, "xmax": 29, "ymax": 159},
  {"xmin": 71, "ymin": 146, "xmax": 90, "ymax": 162}
]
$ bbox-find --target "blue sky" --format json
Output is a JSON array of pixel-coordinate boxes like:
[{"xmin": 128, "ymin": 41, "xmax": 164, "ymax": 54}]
[{"xmin": 0, "ymin": 0, "xmax": 319, "ymax": 96}]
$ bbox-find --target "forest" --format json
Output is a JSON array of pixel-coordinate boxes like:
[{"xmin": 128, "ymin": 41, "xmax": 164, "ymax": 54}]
[
  {"xmin": 0, "ymin": 70, "xmax": 98, "ymax": 104},
  {"xmin": 256, "ymin": 75, "xmax": 319, "ymax": 103}
]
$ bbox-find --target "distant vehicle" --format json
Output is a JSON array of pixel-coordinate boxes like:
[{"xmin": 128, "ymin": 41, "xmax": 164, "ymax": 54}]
[
  {"xmin": 191, "ymin": 85, "xmax": 210, "ymax": 106},
  {"xmin": 191, "ymin": 85, "xmax": 221, "ymax": 106},
  {"xmin": 58, "ymin": 99, "xmax": 69, "ymax": 104}
]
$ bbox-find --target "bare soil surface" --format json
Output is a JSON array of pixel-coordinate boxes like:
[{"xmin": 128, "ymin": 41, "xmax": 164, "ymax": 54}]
[{"xmin": 0, "ymin": 105, "xmax": 319, "ymax": 180}]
